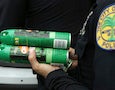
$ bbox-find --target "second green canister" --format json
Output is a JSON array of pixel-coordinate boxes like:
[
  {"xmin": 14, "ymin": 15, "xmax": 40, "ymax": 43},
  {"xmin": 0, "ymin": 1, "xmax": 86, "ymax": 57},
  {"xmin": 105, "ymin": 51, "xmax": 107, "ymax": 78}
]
[{"xmin": 0, "ymin": 44, "xmax": 69, "ymax": 65}]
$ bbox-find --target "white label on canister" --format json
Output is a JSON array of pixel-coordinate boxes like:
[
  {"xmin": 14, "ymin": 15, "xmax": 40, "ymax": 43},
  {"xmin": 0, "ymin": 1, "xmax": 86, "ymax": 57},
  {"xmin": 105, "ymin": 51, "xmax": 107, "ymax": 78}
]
[
  {"xmin": 49, "ymin": 32, "xmax": 55, "ymax": 38},
  {"xmin": 54, "ymin": 39, "xmax": 67, "ymax": 49}
]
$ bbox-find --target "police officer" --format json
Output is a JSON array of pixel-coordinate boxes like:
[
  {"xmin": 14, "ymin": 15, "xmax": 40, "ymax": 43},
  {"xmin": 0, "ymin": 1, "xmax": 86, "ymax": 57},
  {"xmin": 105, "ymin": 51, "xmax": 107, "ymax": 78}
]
[
  {"xmin": 0, "ymin": 0, "xmax": 94, "ymax": 90},
  {"xmin": 28, "ymin": 0, "xmax": 115, "ymax": 90}
]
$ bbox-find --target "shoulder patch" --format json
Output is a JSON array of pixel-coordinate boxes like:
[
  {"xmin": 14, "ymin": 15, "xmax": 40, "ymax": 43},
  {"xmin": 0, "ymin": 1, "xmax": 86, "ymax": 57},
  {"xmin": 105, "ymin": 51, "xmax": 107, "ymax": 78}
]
[{"xmin": 96, "ymin": 4, "xmax": 115, "ymax": 50}]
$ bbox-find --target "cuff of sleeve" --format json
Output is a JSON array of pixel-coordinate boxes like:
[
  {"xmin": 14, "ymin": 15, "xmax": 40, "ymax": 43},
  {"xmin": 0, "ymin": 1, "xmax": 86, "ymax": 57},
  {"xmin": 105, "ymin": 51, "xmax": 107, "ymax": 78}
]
[{"xmin": 45, "ymin": 69, "xmax": 68, "ymax": 87}]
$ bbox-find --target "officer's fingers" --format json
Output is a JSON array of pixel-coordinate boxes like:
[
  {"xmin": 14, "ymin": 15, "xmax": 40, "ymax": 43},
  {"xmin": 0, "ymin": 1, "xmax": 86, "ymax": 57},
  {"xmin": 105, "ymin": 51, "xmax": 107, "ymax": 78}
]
[
  {"xmin": 69, "ymin": 47, "xmax": 75, "ymax": 54},
  {"xmin": 68, "ymin": 60, "xmax": 78, "ymax": 70},
  {"xmin": 28, "ymin": 47, "xmax": 40, "ymax": 71},
  {"xmin": 71, "ymin": 60, "xmax": 78, "ymax": 68},
  {"xmin": 69, "ymin": 54, "xmax": 78, "ymax": 60},
  {"xmin": 69, "ymin": 47, "xmax": 78, "ymax": 60},
  {"xmin": 69, "ymin": 51, "xmax": 78, "ymax": 60}
]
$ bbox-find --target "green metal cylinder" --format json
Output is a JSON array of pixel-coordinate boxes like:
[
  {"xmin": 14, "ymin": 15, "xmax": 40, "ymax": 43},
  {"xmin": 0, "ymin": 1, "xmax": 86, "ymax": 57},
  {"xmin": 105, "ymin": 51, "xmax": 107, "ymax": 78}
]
[
  {"xmin": 0, "ymin": 44, "xmax": 69, "ymax": 65},
  {"xmin": 0, "ymin": 29, "xmax": 71, "ymax": 49}
]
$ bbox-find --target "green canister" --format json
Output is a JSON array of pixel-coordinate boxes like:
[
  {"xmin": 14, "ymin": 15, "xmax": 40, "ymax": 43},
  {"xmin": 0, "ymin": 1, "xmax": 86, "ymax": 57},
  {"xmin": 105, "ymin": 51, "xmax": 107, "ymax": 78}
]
[
  {"xmin": 0, "ymin": 44, "xmax": 69, "ymax": 65},
  {"xmin": 0, "ymin": 29, "xmax": 71, "ymax": 49}
]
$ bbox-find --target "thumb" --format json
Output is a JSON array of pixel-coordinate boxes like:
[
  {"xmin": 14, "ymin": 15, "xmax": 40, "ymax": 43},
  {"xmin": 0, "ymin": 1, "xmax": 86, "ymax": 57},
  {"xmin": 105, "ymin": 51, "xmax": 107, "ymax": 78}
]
[{"xmin": 28, "ymin": 47, "xmax": 39, "ymax": 70}]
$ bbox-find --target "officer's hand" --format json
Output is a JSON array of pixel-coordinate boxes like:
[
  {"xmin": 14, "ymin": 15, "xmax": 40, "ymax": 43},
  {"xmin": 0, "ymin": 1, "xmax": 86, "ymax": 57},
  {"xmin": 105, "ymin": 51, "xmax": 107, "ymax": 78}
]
[
  {"xmin": 28, "ymin": 48, "xmax": 60, "ymax": 78},
  {"xmin": 69, "ymin": 47, "xmax": 78, "ymax": 70}
]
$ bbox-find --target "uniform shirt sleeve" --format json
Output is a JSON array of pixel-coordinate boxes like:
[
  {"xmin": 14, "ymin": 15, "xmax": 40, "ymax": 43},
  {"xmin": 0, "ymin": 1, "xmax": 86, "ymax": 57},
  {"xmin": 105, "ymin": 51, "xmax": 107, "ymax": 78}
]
[{"xmin": 45, "ymin": 69, "xmax": 89, "ymax": 90}]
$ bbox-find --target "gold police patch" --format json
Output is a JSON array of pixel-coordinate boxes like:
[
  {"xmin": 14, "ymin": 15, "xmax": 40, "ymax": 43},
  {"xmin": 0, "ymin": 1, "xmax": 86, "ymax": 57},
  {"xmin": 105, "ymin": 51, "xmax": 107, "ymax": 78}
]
[{"xmin": 96, "ymin": 4, "xmax": 115, "ymax": 50}]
